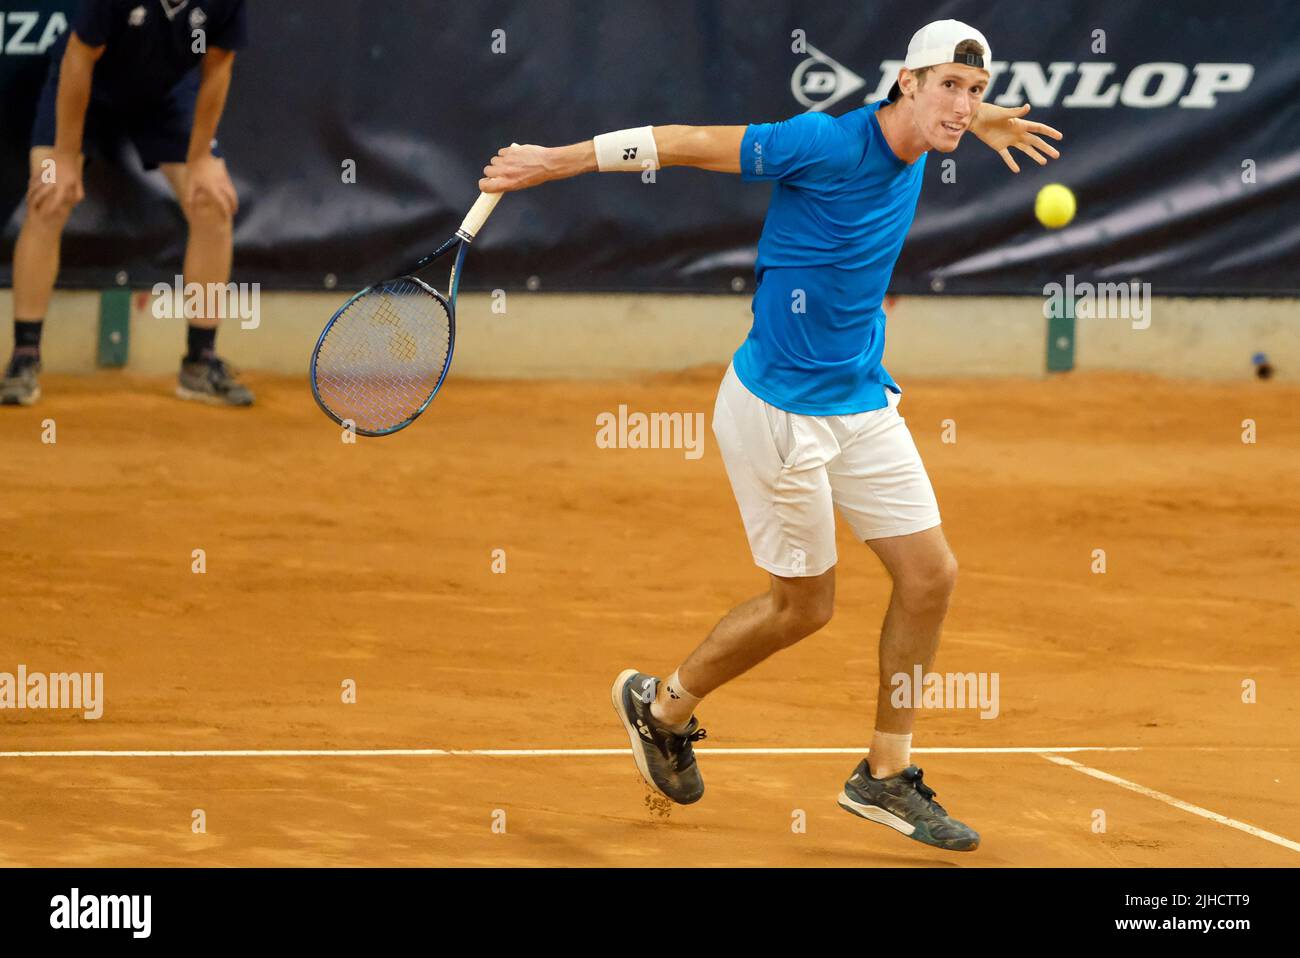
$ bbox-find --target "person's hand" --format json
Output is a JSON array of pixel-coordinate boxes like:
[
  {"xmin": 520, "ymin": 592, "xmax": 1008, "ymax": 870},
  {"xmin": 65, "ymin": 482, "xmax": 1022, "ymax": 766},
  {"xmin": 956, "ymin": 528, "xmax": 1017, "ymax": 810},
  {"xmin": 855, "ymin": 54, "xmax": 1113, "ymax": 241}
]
[
  {"xmin": 969, "ymin": 103, "xmax": 1063, "ymax": 173},
  {"xmin": 479, "ymin": 143, "xmax": 555, "ymax": 192},
  {"xmin": 183, "ymin": 153, "xmax": 238, "ymax": 218},
  {"xmin": 27, "ymin": 150, "xmax": 84, "ymax": 216}
]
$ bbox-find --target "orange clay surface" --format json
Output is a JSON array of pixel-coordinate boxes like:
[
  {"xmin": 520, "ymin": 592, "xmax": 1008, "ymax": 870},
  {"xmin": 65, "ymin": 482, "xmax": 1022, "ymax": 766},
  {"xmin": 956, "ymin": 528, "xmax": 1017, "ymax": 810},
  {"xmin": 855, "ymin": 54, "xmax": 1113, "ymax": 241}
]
[{"xmin": 1, "ymin": 368, "xmax": 1297, "ymax": 867}]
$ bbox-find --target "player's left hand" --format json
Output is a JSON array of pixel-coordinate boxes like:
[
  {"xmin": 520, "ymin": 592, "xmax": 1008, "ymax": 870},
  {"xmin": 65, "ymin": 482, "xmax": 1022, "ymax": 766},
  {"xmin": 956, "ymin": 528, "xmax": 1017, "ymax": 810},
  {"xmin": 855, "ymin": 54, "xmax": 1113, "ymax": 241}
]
[
  {"xmin": 969, "ymin": 103, "xmax": 1063, "ymax": 174},
  {"xmin": 183, "ymin": 154, "xmax": 239, "ymax": 219}
]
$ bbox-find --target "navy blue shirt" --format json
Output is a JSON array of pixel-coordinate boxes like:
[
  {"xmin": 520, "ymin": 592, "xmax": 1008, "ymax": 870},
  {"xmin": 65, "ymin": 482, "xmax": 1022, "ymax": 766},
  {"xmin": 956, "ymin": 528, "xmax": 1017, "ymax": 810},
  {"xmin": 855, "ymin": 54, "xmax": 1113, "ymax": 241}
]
[
  {"xmin": 735, "ymin": 101, "xmax": 926, "ymax": 415},
  {"xmin": 61, "ymin": 0, "xmax": 246, "ymax": 104}
]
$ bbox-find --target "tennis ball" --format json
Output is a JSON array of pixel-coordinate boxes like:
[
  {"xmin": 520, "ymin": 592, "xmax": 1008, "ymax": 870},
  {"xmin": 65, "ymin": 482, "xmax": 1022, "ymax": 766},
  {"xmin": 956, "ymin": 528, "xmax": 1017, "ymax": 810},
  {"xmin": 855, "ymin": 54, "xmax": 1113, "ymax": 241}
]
[{"xmin": 1035, "ymin": 183, "xmax": 1076, "ymax": 229}]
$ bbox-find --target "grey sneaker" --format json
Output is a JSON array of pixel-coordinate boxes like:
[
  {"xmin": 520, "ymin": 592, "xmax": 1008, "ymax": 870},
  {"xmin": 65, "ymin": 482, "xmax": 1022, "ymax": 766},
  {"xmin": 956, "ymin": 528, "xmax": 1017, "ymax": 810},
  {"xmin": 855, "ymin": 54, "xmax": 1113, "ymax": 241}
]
[
  {"xmin": 611, "ymin": 669, "xmax": 707, "ymax": 805},
  {"xmin": 838, "ymin": 759, "xmax": 980, "ymax": 851},
  {"xmin": 0, "ymin": 353, "xmax": 41, "ymax": 406},
  {"xmin": 177, "ymin": 355, "xmax": 254, "ymax": 406}
]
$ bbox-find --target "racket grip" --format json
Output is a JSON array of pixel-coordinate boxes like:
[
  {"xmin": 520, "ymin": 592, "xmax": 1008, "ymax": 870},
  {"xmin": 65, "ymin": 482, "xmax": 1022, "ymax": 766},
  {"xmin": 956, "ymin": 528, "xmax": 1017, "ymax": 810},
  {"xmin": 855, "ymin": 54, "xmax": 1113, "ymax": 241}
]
[
  {"xmin": 459, "ymin": 191, "xmax": 504, "ymax": 241},
  {"xmin": 458, "ymin": 141, "xmax": 516, "ymax": 240}
]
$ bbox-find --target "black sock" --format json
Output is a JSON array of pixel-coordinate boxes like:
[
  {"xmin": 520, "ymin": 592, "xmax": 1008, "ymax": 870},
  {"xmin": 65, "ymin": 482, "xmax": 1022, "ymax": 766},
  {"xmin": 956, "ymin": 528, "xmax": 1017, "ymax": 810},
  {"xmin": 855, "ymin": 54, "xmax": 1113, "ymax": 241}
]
[
  {"xmin": 14, "ymin": 319, "xmax": 44, "ymax": 356},
  {"xmin": 186, "ymin": 325, "xmax": 217, "ymax": 362}
]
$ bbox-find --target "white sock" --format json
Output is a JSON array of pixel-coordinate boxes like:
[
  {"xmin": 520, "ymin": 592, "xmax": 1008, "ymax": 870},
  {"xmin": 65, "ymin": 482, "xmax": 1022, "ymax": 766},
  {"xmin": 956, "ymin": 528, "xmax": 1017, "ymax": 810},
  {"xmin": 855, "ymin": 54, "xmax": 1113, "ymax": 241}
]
[
  {"xmin": 650, "ymin": 670, "xmax": 701, "ymax": 730},
  {"xmin": 867, "ymin": 730, "xmax": 912, "ymax": 779}
]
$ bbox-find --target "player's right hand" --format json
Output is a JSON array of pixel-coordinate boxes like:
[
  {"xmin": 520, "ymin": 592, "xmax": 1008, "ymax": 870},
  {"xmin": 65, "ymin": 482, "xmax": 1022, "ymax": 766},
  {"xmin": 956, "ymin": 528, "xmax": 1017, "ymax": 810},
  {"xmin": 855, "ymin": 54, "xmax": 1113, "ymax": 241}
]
[
  {"xmin": 479, "ymin": 143, "xmax": 552, "ymax": 193},
  {"xmin": 27, "ymin": 151, "xmax": 85, "ymax": 216}
]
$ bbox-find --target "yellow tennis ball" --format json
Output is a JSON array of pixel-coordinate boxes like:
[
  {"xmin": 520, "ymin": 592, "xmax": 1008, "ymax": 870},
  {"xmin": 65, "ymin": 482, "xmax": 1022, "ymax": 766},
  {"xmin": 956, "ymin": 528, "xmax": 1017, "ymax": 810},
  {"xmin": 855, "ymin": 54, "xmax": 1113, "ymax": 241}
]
[{"xmin": 1035, "ymin": 183, "xmax": 1076, "ymax": 229}]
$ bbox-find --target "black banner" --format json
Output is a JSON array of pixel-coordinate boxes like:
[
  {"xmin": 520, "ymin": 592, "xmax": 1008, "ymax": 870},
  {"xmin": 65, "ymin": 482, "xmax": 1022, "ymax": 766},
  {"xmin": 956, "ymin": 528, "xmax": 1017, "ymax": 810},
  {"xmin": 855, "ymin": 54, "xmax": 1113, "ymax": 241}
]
[
  {"xmin": 2, "ymin": 0, "xmax": 1298, "ymax": 294},
  {"xmin": 0, "ymin": 868, "xmax": 1290, "ymax": 944}
]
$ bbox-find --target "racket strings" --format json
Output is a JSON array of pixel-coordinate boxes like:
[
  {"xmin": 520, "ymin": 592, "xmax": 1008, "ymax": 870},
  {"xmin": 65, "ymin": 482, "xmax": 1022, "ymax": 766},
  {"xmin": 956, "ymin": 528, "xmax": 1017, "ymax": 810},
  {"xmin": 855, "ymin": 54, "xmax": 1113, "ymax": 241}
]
[{"xmin": 313, "ymin": 279, "xmax": 451, "ymax": 433}]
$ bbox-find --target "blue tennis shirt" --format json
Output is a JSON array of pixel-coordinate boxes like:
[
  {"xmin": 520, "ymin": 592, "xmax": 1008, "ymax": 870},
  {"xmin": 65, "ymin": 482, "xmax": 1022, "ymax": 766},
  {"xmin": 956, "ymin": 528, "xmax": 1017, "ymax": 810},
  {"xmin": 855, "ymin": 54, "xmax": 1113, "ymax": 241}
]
[{"xmin": 736, "ymin": 100, "xmax": 926, "ymax": 415}]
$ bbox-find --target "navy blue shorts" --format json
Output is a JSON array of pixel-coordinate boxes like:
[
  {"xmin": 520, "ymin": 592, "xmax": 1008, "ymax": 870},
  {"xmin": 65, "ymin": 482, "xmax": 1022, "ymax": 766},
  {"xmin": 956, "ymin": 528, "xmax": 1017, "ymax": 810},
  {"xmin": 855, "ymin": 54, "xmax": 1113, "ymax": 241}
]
[{"xmin": 30, "ymin": 67, "xmax": 221, "ymax": 171}]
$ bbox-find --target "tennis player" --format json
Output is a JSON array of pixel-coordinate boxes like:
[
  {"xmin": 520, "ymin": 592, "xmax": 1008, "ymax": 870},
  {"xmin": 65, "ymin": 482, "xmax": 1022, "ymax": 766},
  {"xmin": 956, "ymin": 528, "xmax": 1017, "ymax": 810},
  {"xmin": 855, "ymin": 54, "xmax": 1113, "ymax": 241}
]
[
  {"xmin": 1, "ymin": 0, "xmax": 251, "ymax": 407},
  {"xmin": 479, "ymin": 20, "xmax": 1062, "ymax": 851}
]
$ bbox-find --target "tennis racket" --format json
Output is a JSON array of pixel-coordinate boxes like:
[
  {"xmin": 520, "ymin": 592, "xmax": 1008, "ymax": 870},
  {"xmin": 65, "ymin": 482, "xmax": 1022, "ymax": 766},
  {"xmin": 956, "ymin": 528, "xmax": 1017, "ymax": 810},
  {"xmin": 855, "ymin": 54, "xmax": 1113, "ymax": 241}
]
[{"xmin": 310, "ymin": 190, "xmax": 503, "ymax": 436}]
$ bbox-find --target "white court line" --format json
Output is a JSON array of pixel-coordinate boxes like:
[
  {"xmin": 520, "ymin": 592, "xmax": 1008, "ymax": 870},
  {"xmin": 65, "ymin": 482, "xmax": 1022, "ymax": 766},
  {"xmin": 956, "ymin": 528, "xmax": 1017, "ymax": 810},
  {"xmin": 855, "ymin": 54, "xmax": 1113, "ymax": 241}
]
[
  {"xmin": 0, "ymin": 745, "xmax": 1142, "ymax": 759},
  {"xmin": 1040, "ymin": 753, "xmax": 1300, "ymax": 854}
]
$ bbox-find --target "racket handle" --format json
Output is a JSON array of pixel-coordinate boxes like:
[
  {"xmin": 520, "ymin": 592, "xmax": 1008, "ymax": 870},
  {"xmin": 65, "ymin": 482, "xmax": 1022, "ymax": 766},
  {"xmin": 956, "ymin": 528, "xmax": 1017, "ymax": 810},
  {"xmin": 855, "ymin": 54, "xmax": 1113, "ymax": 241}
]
[
  {"xmin": 458, "ymin": 142, "xmax": 516, "ymax": 241},
  {"xmin": 459, "ymin": 191, "xmax": 503, "ymax": 241}
]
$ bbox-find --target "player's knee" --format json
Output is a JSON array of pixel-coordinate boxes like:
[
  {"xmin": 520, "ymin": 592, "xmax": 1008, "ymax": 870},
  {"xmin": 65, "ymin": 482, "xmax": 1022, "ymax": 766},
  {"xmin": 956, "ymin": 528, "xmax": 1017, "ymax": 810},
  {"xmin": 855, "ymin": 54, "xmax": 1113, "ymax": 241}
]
[
  {"xmin": 896, "ymin": 552, "xmax": 958, "ymax": 614},
  {"xmin": 773, "ymin": 591, "xmax": 834, "ymax": 644},
  {"xmin": 24, "ymin": 195, "xmax": 76, "ymax": 230},
  {"xmin": 184, "ymin": 194, "xmax": 234, "ymax": 232},
  {"xmin": 801, "ymin": 597, "xmax": 835, "ymax": 636}
]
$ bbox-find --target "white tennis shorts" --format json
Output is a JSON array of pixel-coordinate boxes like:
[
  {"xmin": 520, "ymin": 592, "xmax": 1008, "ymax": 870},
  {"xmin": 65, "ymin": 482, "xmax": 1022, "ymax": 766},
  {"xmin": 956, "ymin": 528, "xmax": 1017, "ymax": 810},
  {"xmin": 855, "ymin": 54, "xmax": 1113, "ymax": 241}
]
[{"xmin": 712, "ymin": 363, "xmax": 941, "ymax": 577}]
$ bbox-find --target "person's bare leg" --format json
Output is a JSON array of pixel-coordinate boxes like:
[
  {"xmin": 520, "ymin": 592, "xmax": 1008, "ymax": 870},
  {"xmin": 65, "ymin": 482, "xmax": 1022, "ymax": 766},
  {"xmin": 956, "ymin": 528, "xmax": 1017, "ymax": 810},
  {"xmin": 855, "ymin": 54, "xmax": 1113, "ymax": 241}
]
[
  {"xmin": 13, "ymin": 148, "xmax": 80, "ymax": 321},
  {"xmin": 650, "ymin": 567, "xmax": 835, "ymax": 725},
  {"xmin": 836, "ymin": 524, "xmax": 977, "ymax": 851},
  {"xmin": 160, "ymin": 159, "xmax": 253, "ymax": 405},
  {"xmin": 4, "ymin": 148, "xmax": 81, "ymax": 404},
  {"xmin": 864, "ymin": 525, "xmax": 958, "ymax": 777},
  {"xmin": 160, "ymin": 160, "xmax": 233, "ymax": 333}
]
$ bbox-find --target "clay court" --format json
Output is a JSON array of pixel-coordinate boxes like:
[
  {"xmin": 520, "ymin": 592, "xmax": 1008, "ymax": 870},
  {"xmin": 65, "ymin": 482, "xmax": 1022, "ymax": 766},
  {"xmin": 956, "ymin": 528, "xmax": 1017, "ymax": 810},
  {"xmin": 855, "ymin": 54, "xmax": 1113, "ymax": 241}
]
[{"xmin": 1, "ymin": 368, "xmax": 1296, "ymax": 867}]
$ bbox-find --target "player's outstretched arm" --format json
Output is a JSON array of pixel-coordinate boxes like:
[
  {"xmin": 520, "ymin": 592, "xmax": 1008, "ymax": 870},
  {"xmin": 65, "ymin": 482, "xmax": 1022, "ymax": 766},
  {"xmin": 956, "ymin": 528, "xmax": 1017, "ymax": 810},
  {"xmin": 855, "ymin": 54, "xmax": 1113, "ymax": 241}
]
[
  {"xmin": 968, "ymin": 102, "xmax": 1063, "ymax": 174},
  {"xmin": 479, "ymin": 126, "xmax": 746, "ymax": 193}
]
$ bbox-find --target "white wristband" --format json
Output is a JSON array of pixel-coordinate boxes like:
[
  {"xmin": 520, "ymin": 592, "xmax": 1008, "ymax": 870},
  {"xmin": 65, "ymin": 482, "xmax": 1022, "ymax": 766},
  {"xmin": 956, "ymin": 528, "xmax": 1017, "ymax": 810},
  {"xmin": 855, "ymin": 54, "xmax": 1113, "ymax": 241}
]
[{"xmin": 593, "ymin": 126, "xmax": 660, "ymax": 172}]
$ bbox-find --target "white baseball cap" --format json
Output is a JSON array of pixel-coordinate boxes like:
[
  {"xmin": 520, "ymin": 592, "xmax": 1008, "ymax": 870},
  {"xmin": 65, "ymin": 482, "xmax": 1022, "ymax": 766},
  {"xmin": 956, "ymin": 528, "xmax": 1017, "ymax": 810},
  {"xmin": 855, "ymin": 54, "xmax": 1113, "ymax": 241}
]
[
  {"xmin": 888, "ymin": 20, "xmax": 991, "ymax": 100},
  {"xmin": 905, "ymin": 19, "xmax": 991, "ymax": 70}
]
